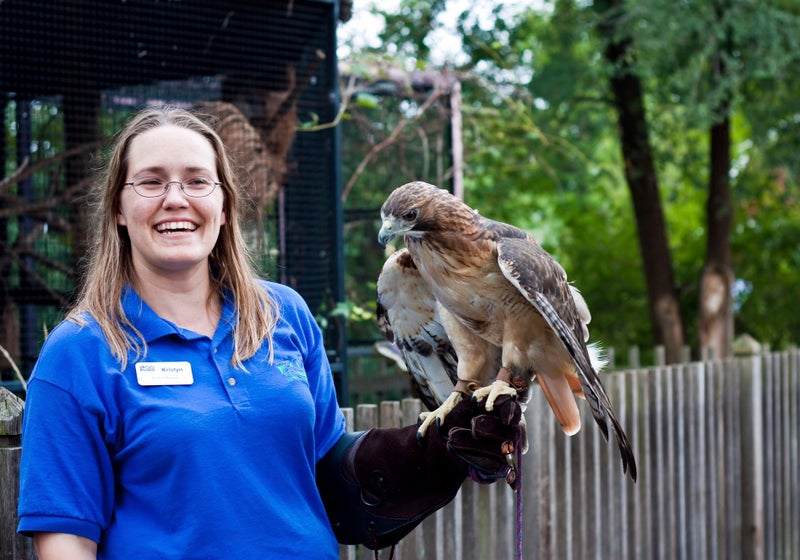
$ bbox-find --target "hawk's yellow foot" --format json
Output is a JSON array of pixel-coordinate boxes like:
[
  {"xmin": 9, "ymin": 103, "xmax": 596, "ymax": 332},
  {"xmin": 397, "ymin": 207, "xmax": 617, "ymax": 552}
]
[
  {"xmin": 472, "ymin": 380, "xmax": 518, "ymax": 412},
  {"xmin": 417, "ymin": 390, "xmax": 464, "ymax": 437}
]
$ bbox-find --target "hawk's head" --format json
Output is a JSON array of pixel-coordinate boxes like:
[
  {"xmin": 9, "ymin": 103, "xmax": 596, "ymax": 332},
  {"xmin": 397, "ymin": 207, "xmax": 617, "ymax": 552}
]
[{"xmin": 378, "ymin": 181, "xmax": 471, "ymax": 246}]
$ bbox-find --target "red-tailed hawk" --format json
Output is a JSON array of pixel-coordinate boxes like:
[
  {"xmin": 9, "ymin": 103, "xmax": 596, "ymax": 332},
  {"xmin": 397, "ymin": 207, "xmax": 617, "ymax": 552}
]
[{"xmin": 377, "ymin": 181, "xmax": 637, "ymax": 481}]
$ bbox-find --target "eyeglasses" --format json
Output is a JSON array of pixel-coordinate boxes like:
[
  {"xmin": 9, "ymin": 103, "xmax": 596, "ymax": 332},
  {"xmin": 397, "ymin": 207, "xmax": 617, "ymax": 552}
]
[{"xmin": 123, "ymin": 177, "xmax": 221, "ymax": 198}]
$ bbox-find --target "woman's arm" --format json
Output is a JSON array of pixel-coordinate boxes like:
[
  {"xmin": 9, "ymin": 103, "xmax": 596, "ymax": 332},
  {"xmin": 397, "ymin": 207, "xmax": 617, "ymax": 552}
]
[
  {"xmin": 34, "ymin": 532, "xmax": 97, "ymax": 560},
  {"xmin": 316, "ymin": 395, "xmax": 522, "ymax": 549}
]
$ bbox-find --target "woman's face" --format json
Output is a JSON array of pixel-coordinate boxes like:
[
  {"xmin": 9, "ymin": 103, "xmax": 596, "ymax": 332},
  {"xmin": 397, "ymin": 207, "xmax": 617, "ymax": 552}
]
[{"xmin": 117, "ymin": 125, "xmax": 227, "ymax": 280}]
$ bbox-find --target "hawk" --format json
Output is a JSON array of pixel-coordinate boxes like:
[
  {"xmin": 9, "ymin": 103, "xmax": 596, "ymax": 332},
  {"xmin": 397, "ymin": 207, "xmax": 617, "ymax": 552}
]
[{"xmin": 377, "ymin": 181, "xmax": 637, "ymax": 480}]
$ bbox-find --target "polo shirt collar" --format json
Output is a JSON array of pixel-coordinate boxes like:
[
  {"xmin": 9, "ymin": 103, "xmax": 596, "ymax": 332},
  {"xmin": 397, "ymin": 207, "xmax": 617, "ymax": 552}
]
[{"xmin": 121, "ymin": 285, "xmax": 235, "ymax": 343}]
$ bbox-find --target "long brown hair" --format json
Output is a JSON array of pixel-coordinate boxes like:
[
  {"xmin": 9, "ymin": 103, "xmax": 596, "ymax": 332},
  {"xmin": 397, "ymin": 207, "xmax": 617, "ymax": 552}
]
[{"xmin": 68, "ymin": 106, "xmax": 279, "ymax": 369}]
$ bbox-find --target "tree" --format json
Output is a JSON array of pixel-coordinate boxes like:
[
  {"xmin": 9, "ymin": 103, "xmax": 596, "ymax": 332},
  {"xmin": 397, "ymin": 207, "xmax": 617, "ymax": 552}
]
[
  {"xmin": 593, "ymin": 0, "xmax": 685, "ymax": 362},
  {"xmin": 623, "ymin": 0, "xmax": 800, "ymax": 358},
  {"xmin": 699, "ymin": 1, "xmax": 735, "ymax": 360},
  {"xmin": 341, "ymin": 0, "xmax": 800, "ymax": 357}
]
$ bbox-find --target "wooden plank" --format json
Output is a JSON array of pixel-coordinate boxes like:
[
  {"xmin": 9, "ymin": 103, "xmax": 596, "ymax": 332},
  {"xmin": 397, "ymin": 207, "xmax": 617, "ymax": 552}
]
[
  {"xmin": 625, "ymin": 369, "xmax": 642, "ymax": 560},
  {"xmin": 553, "ymin": 402, "xmax": 569, "ymax": 560},
  {"xmin": 398, "ymin": 399, "xmax": 423, "ymax": 560},
  {"xmin": 339, "ymin": 408, "xmax": 356, "ymax": 560},
  {"xmin": 460, "ymin": 479, "xmax": 478, "ymax": 560},
  {"xmin": 722, "ymin": 357, "xmax": 739, "ymax": 557},
  {"xmin": 356, "ymin": 404, "xmax": 378, "ymax": 431},
  {"xmin": 649, "ymin": 366, "xmax": 665, "ymax": 560},
  {"xmin": 353, "ymin": 405, "xmax": 379, "ymax": 559},
  {"xmin": 739, "ymin": 355, "xmax": 764, "ymax": 560},
  {"xmin": 790, "ymin": 349, "xmax": 800, "ymax": 559},
  {"xmin": 762, "ymin": 354, "xmax": 776, "ymax": 560},
  {"xmin": 520, "ymin": 394, "xmax": 540, "ymax": 560},
  {"xmin": 779, "ymin": 352, "xmax": 791, "ymax": 559},
  {"xmin": 613, "ymin": 371, "xmax": 630, "ymax": 560},
  {"xmin": 0, "ymin": 387, "xmax": 35, "ymax": 560},
  {"xmin": 628, "ymin": 346, "xmax": 640, "ymax": 369},
  {"xmin": 768, "ymin": 353, "xmax": 780, "ymax": 560},
  {"xmin": 474, "ymin": 483, "xmax": 492, "ymax": 560},
  {"xmin": 664, "ymin": 365, "xmax": 678, "ymax": 560},
  {"xmin": 709, "ymin": 359, "xmax": 723, "ymax": 559},
  {"xmin": 575, "ymin": 398, "xmax": 593, "ymax": 560},
  {"xmin": 496, "ymin": 482, "xmax": 515, "ymax": 559},
  {"xmin": 686, "ymin": 362, "xmax": 706, "ymax": 560},
  {"xmin": 440, "ymin": 489, "xmax": 460, "ymax": 560},
  {"xmin": 379, "ymin": 401, "xmax": 401, "ymax": 428},
  {"xmin": 543, "ymin": 393, "xmax": 557, "ymax": 559},
  {"xmin": 674, "ymin": 363, "xmax": 689, "ymax": 560},
  {"xmin": 791, "ymin": 349, "xmax": 800, "ymax": 560}
]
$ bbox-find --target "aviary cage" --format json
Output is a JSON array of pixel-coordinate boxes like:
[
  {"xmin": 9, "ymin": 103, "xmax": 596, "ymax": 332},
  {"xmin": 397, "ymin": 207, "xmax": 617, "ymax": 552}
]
[{"xmin": 0, "ymin": 0, "xmax": 350, "ymax": 400}]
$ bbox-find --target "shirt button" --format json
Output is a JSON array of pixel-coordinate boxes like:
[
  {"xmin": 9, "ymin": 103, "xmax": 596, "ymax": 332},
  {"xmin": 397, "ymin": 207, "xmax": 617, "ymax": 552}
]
[{"xmin": 228, "ymin": 377, "xmax": 236, "ymax": 387}]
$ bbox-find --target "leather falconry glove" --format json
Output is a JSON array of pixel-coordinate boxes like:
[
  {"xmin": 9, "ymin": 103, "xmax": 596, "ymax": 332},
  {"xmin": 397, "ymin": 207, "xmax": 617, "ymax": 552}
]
[
  {"xmin": 316, "ymin": 393, "xmax": 523, "ymax": 550},
  {"xmin": 445, "ymin": 395, "xmax": 522, "ymax": 486}
]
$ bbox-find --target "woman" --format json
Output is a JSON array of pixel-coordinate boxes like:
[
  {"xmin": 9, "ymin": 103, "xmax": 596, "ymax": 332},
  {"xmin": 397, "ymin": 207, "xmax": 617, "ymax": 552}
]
[{"xmin": 17, "ymin": 107, "xmax": 521, "ymax": 559}]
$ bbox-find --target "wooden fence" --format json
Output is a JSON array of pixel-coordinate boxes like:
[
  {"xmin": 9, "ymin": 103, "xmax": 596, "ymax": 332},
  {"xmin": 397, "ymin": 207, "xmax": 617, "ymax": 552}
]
[
  {"xmin": 340, "ymin": 348, "xmax": 799, "ymax": 560},
  {"xmin": 1, "ymin": 348, "xmax": 798, "ymax": 560},
  {"xmin": 347, "ymin": 342, "xmax": 695, "ymax": 407}
]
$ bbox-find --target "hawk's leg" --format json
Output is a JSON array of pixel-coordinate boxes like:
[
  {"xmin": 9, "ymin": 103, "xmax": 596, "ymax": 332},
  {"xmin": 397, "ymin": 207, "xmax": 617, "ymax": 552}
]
[{"xmin": 472, "ymin": 367, "xmax": 519, "ymax": 411}]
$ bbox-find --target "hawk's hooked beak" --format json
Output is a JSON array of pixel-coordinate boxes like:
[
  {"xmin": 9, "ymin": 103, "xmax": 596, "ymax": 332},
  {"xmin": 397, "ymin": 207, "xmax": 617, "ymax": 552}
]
[{"xmin": 378, "ymin": 218, "xmax": 397, "ymax": 247}]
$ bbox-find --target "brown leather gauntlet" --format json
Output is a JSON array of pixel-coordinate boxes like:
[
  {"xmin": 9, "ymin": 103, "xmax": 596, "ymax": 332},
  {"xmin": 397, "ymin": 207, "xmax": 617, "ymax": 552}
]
[{"xmin": 316, "ymin": 395, "xmax": 522, "ymax": 549}]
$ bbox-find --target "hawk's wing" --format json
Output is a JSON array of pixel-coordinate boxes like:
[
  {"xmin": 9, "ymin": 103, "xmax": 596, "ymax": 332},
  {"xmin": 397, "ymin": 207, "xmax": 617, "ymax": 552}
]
[
  {"xmin": 377, "ymin": 249, "xmax": 458, "ymax": 411},
  {"xmin": 495, "ymin": 235, "xmax": 637, "ymax": 480}
]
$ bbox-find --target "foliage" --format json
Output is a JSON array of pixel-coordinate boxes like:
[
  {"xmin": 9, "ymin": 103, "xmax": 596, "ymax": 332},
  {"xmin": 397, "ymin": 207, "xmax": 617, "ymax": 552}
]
[
  {"xmin": 339, "ymin": 64, "xmax": 457, "ymax": 342},
  {"xmin": 340, "ymin": 0, "xmax": 800, "ymax": 352}
]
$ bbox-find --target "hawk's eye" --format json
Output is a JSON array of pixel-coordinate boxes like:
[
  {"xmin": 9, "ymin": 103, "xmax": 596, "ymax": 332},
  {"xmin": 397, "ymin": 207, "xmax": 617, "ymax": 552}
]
[{"xmin": 404, "ymin": 209, "xmax": 419, "ymax": 221}]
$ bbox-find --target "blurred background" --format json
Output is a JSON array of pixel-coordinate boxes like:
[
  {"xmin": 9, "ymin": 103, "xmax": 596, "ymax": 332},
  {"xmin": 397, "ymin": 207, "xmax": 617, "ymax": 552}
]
[{"xmin": 2, "ymin": 0, "xmax": 799, "ymax": 405}]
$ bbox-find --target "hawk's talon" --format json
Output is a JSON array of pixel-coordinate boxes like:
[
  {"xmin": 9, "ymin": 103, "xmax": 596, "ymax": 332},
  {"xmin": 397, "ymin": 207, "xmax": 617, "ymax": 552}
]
[
  {"xmin": 472, "ymin": 379, "xmax": 518, "ymax": 411},
  {"xmin": 416, "ymin": 391, "xmax": 464, "ymax": 438}
]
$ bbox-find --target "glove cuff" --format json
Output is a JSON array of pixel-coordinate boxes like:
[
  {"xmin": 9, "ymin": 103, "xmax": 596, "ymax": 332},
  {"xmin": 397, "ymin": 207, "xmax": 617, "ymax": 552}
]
[{"xmin": 317, "ymin": 423, "xmax": 467, "ymax": 549}]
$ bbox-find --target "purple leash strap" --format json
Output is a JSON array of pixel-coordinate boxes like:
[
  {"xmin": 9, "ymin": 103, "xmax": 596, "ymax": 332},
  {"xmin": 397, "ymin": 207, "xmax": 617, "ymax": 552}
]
[{"xmin": 515, "ymin": 432, "xmax": 523, "ymax": 560}]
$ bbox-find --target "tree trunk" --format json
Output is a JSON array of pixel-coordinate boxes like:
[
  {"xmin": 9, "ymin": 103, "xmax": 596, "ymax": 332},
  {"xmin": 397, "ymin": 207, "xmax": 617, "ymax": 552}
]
[
  {"xmin": 595, "ymin": 0, "xmax": 685, "ymax": 362},
  {"xmin": 699, "ymin": 5, "xmax": 734, "ymax": 359},
  {"xmin": 700, "ymin": 118, "xmax": 734, "ymax": 360}
]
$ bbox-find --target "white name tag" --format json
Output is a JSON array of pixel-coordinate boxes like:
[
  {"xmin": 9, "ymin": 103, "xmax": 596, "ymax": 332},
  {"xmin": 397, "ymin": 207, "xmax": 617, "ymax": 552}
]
[{"xmin": 135, "ymin": 361, "xmax": 194, "ymax": 386}]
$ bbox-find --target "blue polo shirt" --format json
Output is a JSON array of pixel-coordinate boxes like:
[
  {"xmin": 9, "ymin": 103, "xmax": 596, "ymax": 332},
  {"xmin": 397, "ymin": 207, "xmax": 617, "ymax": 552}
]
[{"xmin": 18, "ymin": 281, "xmax": 346, "ymax": 559}]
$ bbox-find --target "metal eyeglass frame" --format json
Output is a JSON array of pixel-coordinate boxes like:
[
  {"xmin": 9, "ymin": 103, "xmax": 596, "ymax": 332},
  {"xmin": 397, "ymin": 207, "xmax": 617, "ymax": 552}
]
[{"xmin": 123, "ymin": 179, "xmax": 221, "ymax": 199}]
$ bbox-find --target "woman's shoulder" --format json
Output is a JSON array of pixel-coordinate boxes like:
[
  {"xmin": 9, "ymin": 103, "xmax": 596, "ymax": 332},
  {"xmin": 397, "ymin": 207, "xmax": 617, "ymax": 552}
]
[
  {"xmin": 257, "ymin": 279, "xmax": 309, "ymax": 311},
  {"xmin": 44, "ymin": 313, "xmax": 106, "ymax": 347},
  {"xmin": 37, "ymin": 315, "xmax": 114, "ymax": 367},
  {"xmin": 31, "ymin": 314, "xmax": 114, "ymax": 389},
  {"xmin": 255, "ymin": 279, "xmax": 318, "ymax": 332}
]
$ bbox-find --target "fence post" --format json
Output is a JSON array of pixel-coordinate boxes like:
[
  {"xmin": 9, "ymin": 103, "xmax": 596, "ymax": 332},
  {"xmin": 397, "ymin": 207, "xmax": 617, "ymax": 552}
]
[
  {"xmin": 654, "ymin": 345, "xmax": 666, "ymax": 366},
  {"xmin": 338, "ymin": 408, "xmax": 355, "ymax": 560},
  {"xmin": 1, "ymin": 387, "xmax": 35, "ymax": 560},
  {"xmin": 628, "ymin": 346, "xmax": 640, "ymax": 368}
]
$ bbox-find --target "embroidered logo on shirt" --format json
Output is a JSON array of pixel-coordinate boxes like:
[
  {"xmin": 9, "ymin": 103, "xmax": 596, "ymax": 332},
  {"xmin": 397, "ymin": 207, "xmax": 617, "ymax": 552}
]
[{"xmin": 276, "ymin": 359, "xmax": 308, "ymax": 382}]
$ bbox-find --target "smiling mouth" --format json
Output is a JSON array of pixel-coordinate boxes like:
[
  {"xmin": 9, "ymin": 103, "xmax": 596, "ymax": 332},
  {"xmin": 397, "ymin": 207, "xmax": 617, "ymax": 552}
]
[{"xmin": 155, "ymin": 221, "xmax": 198, "ymax": 233}]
